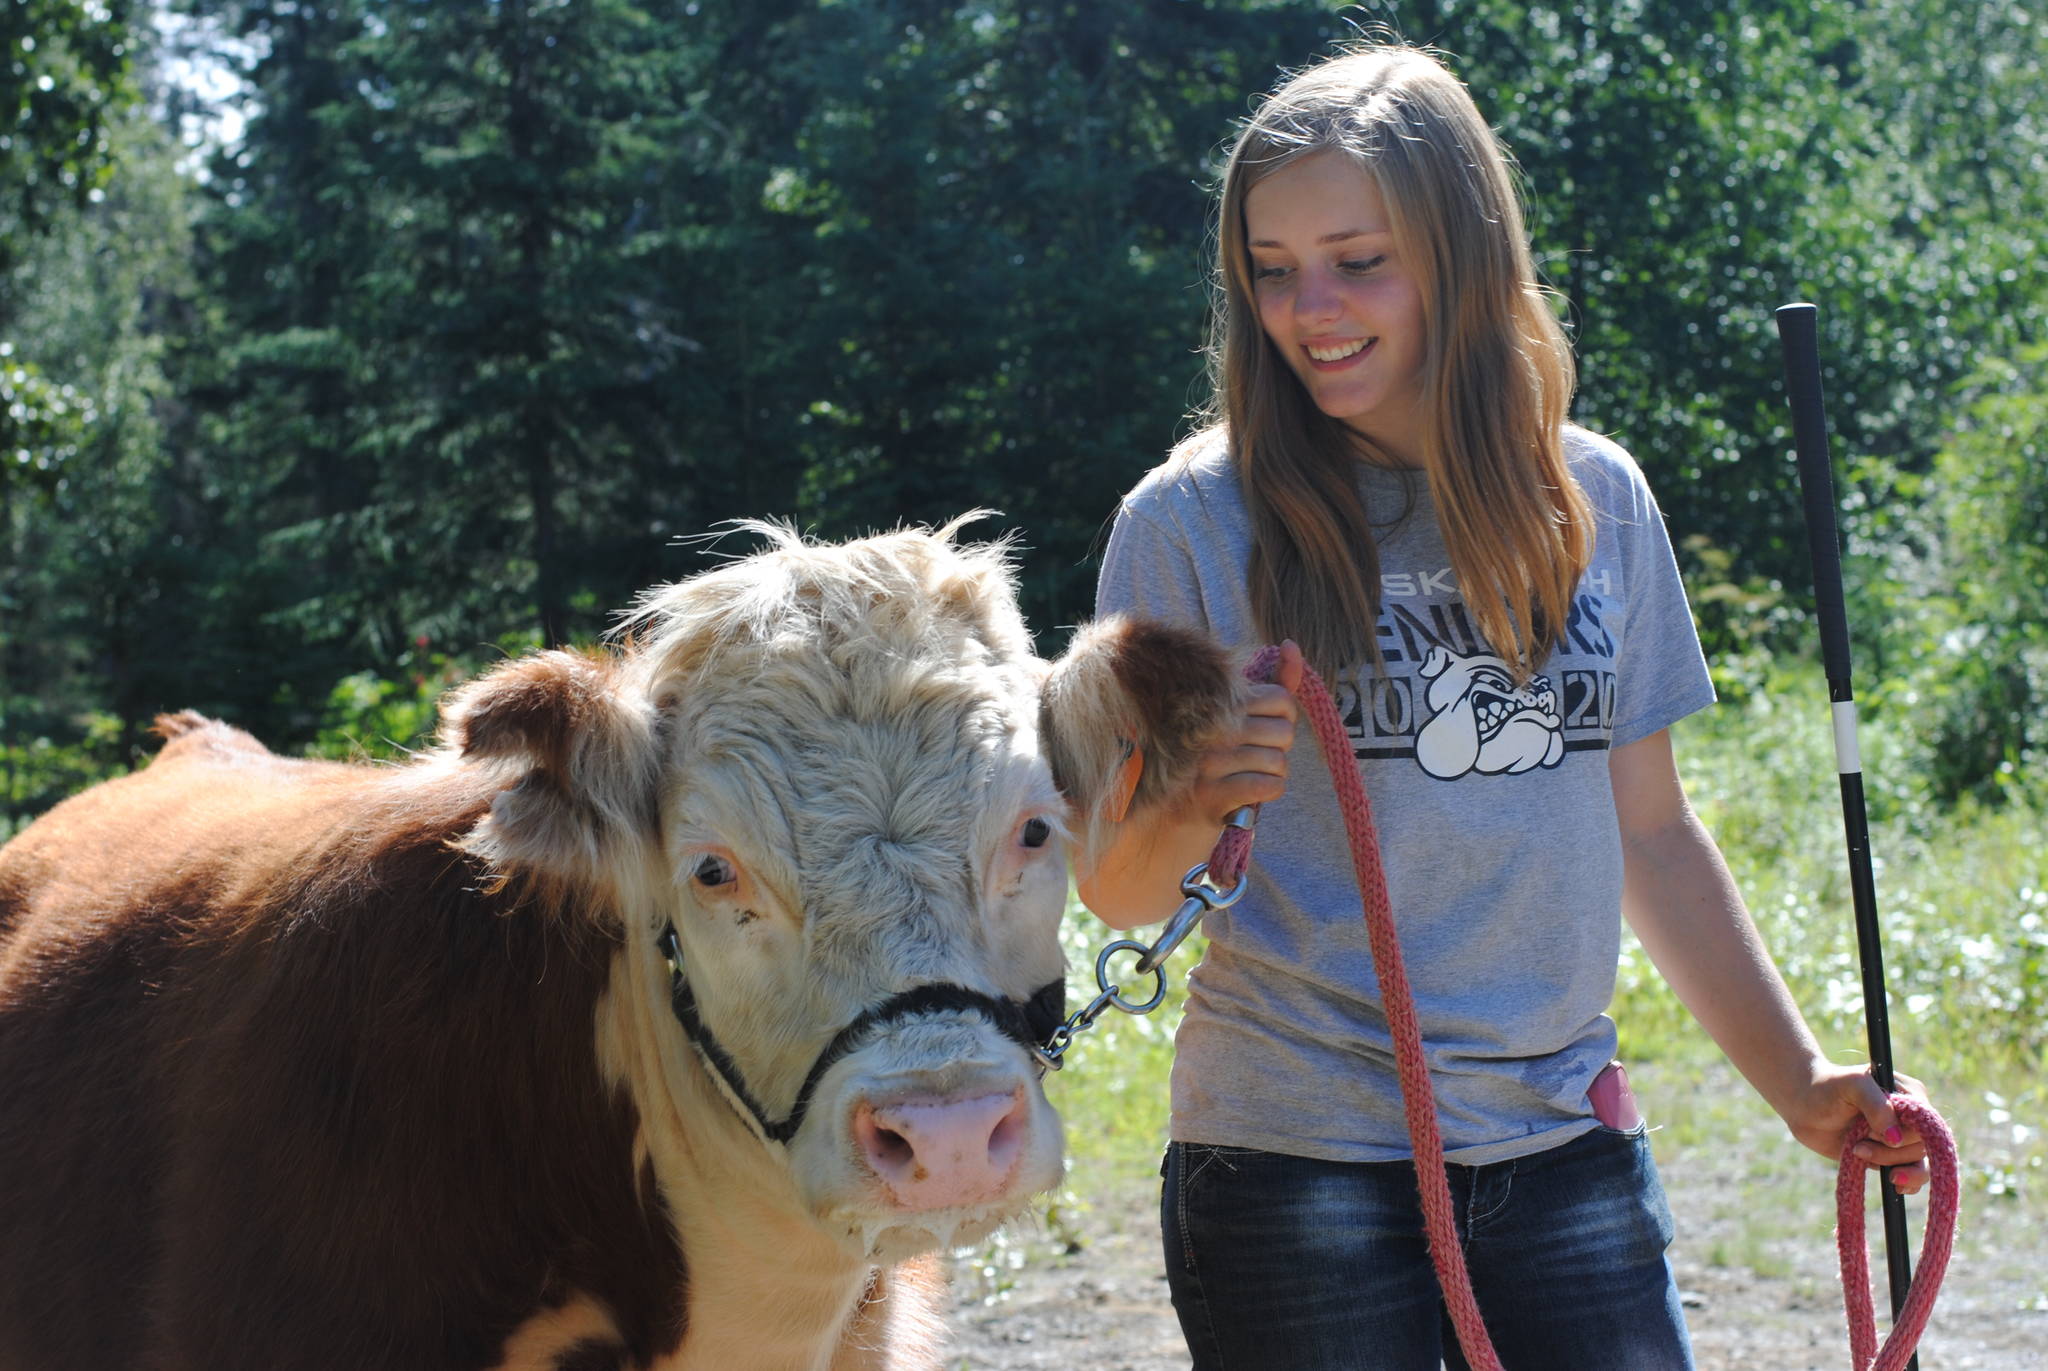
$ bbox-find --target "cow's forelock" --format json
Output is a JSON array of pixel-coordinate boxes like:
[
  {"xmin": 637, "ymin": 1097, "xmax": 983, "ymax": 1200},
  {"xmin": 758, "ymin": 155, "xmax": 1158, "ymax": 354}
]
[{"xmin": 618, "ymin": 521, "xmax": 1036, "ymax": 699}]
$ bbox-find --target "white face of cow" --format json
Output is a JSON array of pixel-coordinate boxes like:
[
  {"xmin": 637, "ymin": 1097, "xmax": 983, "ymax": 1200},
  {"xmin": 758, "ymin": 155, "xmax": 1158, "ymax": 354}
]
[
  {"xmin": 654, "ymin": 656, "xmax": 1069, "ymax": 1256},
  {"xmin": 445, "ymin": 522, "xmax": 1242, "ymax": 1266}
]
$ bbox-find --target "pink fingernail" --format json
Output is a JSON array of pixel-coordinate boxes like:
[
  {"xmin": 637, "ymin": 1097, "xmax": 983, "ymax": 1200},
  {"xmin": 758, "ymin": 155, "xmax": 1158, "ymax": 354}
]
[{"xmin": 1884, "ymin": 1126, "xmax": 1903, "ymax": 1145}]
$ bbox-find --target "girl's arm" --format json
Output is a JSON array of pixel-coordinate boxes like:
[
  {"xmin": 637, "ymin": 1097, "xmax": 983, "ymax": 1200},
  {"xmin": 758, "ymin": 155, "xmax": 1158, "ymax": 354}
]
[
  {"xmin": 1610, "ymin": 728, "xmax": 1932, "ymax": 1192},
  {"xmin": 1076, "ymin": 643, "xmax": 1303, "ymax": 930}
]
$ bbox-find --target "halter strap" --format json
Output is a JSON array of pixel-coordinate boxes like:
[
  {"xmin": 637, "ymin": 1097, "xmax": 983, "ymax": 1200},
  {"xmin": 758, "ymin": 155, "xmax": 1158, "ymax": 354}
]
[{"xmin": 657, "ymin": 924, "xmax": 1063, "ymax": 1145}]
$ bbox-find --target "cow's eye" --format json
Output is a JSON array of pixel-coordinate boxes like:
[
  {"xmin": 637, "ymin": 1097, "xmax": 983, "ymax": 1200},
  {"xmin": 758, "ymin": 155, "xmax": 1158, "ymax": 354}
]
[
  {"xmin": 1019, "ymin": 817, "xmax": 1052, "ymax": 850},
  {"xmin": 692, "ymin": 854, "xmax": 737, "ymax": 888}
]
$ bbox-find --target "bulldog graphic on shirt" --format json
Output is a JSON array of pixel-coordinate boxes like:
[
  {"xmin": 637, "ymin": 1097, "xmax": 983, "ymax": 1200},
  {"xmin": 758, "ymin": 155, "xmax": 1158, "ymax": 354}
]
[{"xmin": 1411, "ymin": 644, "xmax": 1566, "ymax": 779}]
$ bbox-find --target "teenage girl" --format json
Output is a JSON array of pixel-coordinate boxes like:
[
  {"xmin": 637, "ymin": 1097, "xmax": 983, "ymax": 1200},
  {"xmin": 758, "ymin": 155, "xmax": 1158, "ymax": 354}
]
[{"xmin": 1081, "ymin": 45, "xmax": 1935, "ymax": 1370}]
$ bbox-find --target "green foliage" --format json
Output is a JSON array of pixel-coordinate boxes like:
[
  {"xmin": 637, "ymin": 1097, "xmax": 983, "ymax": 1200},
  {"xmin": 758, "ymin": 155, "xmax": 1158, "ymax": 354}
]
[
  {"xmin": 653, "ymin": 0, "xmax": 1348, "ymax": 633},
  {"xmin": 3, "ymin": 0, "xmax": 2043, "ymax": 811},
  {"xmin": 0, "ymin": 0, "xmax": 136, "ymax": 480},
  {"xmin": 1, "ymin": 630, "xmax": 537, "ymax": 835},
  {"xmin": 310, "ymin": 660, "xmax": 453, "ymax": 763},
  {"xmin": 0, "ymin": 0, "xmax": 134, "ymax": 271},
  {"xmin": 1613, "ymin": 674, "xmax": 2048, "ymax": 1083},
  {"xmin": 1676, "ymin": 532, "xmax": 1796, "ymax": 702},
  {"xmin": 0, "ymin": 345, "xmax": 94, "ymax": 491},
  {"xmin": 1, "ymin": 88, "xmax": 202, "ymax": 776},
  {"xmin": 306, "ymin": 629, "xmax": 541, "ymax": 762},
  {"xmin": 1867, "ymin": 347, "xmax": 2048, "ymax": 803},
  {"xmin": 0, "ymin": 708, "xmax": 127, "ymax": 841},
  {"xmin": 316, "ymin": 0, "xmax": 695, "ymax": 646},
  {"xmin": 145, "ymin": 0, "xmax": 712, "ymax": 743}
]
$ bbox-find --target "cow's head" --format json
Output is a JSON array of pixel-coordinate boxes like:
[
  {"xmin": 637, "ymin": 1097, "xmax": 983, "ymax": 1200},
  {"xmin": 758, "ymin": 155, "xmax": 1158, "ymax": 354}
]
[{"xmin": 439, "ymin": 519, "xmax": 1238, "ymax": 1260}]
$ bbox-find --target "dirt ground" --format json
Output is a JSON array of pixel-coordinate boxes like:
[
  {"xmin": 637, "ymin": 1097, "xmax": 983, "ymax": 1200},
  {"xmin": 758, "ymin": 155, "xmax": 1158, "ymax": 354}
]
[{"xmin": 944, "ymin": 1148, "xmax": 2047, "ymax": 1370}]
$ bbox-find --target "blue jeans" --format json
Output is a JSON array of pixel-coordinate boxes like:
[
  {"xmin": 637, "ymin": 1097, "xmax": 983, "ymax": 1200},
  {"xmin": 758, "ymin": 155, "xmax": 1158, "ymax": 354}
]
[{"xmin": 1160, "ymin": 1126, "xmax": 1695, "ymax": 1370}]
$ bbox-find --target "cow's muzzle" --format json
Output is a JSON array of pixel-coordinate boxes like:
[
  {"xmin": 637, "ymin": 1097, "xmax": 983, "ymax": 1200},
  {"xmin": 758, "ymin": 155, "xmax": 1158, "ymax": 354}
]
[{"xmin": 656, "ymin": 923, "xmax": 1063, "ymax": 1146}]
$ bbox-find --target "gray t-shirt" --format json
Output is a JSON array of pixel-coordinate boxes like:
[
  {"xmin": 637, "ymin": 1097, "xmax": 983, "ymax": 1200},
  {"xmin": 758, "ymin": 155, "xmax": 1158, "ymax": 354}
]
[{"xmin": 1096, "ymin": 426, "xmax": 1716, "ymax": 1165}]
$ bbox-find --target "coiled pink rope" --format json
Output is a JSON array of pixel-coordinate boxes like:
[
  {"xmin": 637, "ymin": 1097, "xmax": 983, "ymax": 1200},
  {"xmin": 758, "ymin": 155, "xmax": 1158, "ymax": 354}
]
[
  {"xmin": 1838, "ymin": 1098, "xmax": 1959, "ymax": 1370},
  {"xmin": 1218, "ymin": 647, "xmax": 1957, "ymax": 1371}
]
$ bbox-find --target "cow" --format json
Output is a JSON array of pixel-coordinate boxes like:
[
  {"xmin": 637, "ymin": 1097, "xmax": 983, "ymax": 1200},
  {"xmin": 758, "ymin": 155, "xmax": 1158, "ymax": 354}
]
[{"xmin": 0, "ymin": 520, "xmax": 1240, "ymax": 1371}]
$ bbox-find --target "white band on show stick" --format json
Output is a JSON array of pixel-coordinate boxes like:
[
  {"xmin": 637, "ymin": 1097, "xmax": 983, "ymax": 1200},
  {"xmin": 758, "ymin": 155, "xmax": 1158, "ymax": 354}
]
[{"xmin": 1832, "ymin": 700, "xmax": 1862, "ymax": 776}]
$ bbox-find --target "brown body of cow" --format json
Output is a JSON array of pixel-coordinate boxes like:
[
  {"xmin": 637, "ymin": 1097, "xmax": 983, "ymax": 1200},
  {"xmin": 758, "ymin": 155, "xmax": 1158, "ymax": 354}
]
[{"xmin": 0, "ymin": 523, "xmax": 1238, "ymax": 1371}]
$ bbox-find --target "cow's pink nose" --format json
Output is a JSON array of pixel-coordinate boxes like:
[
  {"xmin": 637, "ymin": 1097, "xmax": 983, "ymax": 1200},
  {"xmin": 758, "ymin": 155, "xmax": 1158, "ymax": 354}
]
[{"xmin": 852, "ymin": 1089, "xmax": 1029, "ymax": 1212}]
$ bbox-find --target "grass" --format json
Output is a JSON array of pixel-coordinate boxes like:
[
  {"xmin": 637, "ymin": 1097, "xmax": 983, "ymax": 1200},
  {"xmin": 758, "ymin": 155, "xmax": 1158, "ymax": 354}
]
[
  {"xmin": 1007, "ymin": 673, "xmax": 2048, "ymax": 1306},
  {"xmin": 1629, "ymin": 673, "xmax": 2047, "ymax": 1262}
]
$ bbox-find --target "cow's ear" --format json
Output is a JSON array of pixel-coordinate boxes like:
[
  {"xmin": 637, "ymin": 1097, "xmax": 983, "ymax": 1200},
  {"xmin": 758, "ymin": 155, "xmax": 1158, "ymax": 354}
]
[
  {"xmin": 439, "ymin": 649, "xmax": 658, "ymax": 886},
  {"xmin": 1039, "ymin": 615, "xmax": 1241, "ymax": 859}
]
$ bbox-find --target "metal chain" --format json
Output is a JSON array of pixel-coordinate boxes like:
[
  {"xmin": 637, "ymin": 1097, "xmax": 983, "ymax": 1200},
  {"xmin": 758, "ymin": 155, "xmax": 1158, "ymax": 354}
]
[{"xmin": 1033, "ymin": 807, "xmax": 1255, "ymax": 1072}]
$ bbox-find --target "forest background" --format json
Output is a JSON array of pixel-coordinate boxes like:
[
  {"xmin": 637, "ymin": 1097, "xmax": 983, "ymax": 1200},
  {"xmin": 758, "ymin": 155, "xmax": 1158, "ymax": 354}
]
[
  {"xmin": 5, "ymin": 0, "xmax": 2047, "ymax": 1327},
  {"xmin": 6, "ymin": 0, "xmax": 2044, "ymax": 807}
]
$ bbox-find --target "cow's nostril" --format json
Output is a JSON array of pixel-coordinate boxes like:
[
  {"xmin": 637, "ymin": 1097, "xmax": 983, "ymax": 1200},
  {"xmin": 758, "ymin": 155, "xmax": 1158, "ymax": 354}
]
[
  {"xmin": 987, "ymin": 1094, "xmax": 1026, "ymax": 1170},
  {"xmin": 852, "ymin": 1104, "xmax": 911, "ymax": 1170},
  {"xmin": 872, "ymin": 1125, "xmax": 912, "ymax": 1168}
]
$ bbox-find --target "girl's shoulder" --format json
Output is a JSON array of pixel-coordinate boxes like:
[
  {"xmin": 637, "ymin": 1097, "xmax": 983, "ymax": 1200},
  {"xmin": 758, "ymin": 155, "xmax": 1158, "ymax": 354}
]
[
  {"xmin": 1562, "ymin": 422, "xmax": 1644, "ymax": 479},
  {"xmin": 1119, "ymin": 426, "xmax": 1244, "ymax": 523},
  {"xmin": 1562, "ymin": 423, "xmax": 1658, "ymax": 521}
]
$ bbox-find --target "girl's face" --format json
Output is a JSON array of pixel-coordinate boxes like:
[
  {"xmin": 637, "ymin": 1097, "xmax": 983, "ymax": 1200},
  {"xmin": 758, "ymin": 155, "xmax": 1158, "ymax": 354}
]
[{"xmin": 1243, "ymin": 150, "xmax": 1427, "ymax": 467}]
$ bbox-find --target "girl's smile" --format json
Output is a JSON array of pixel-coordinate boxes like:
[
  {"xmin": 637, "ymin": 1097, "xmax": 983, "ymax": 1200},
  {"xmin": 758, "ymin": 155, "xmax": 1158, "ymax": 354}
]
[{"xmin": 1304, "ymin": 336, "xmax": 1376, "ymax": 366}]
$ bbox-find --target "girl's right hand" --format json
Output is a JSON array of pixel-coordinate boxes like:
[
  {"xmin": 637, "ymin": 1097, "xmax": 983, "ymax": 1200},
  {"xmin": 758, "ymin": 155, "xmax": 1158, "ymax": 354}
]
[
  {"xmin": 1184, "ymin": 640, "xmax": 1304, "ymax": 823},
  {"xmin": 1076, "ymin": 642, "xmax": 1303, "ymax": 929}
]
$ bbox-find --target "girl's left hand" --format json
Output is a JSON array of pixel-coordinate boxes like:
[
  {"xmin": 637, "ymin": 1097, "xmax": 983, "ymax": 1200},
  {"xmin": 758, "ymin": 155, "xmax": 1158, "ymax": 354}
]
[{"xmin": 1781, "ymin": 1064, "xmax": 1934, "ymax": 1194}]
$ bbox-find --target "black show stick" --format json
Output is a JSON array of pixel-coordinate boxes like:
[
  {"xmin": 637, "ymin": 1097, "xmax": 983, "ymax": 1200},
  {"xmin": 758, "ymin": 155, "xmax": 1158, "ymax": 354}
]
[{"xmin": 1775, "ymin": 301, "xmax": 1918, "ymax": 1368}]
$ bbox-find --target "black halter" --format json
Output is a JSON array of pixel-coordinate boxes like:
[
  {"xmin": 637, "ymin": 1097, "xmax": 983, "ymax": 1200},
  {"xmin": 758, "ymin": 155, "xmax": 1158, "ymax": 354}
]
[{"xmin": 656, "ymin": 924, "xmax": 1066, "ymax": 1145}]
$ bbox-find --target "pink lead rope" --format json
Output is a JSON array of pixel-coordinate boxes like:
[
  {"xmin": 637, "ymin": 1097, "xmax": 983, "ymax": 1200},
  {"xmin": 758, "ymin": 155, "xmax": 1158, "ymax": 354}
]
[
  {"xmin": 1838, "ymin": 1098, "xmax": 1959, "ymax": 1371},
  {"xmin": 1216, "ymin": 647, "xmax": 1957, "ymax": 1371},
  {"xmin": 1222, "ymin": 646, "xmax": 1503, "ymax": 1370}
]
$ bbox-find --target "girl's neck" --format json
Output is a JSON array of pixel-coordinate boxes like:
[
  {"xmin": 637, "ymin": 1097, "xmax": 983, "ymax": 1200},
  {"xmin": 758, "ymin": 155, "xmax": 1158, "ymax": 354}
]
[{"xmin": 1345, "ymin": 426, "xmax": 1423, "ymax": 471}]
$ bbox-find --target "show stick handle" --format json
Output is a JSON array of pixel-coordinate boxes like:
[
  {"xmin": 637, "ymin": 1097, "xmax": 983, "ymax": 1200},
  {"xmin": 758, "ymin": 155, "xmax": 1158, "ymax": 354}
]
[{"xmin": 1775, "ymin": 303, "xmax": 1856, "ymax": 694}]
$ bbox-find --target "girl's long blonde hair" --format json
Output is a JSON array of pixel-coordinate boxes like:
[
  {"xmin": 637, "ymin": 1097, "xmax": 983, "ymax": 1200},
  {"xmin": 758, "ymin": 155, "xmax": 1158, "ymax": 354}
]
[{"xmin": 1196, "ymin": 45, "xmax": 1590, "ymax": 684}]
